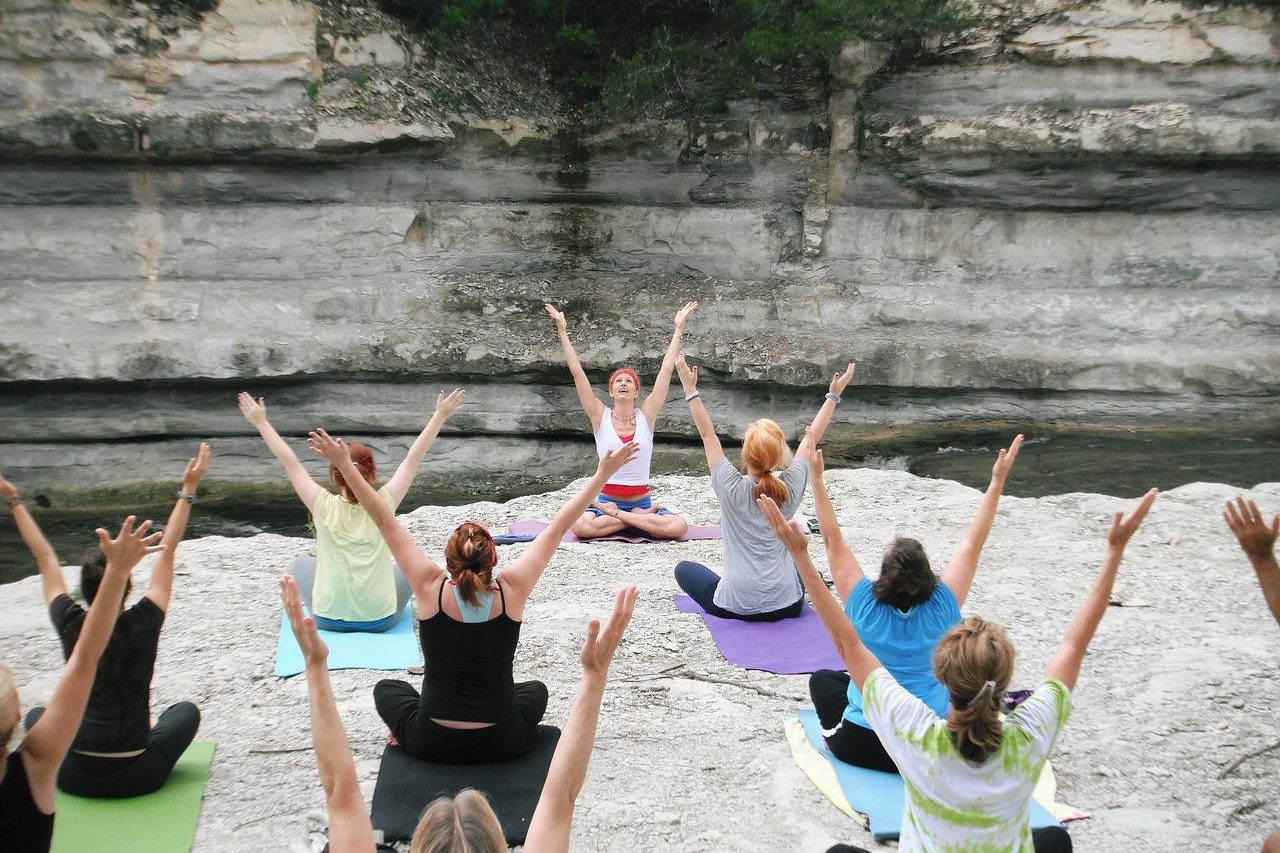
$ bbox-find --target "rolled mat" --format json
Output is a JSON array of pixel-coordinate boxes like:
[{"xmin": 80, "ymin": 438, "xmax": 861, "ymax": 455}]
[
  {"xmin": 274, "ymin": 604, "xmax": 420, "ymax": 678},
  {"xmin": 673, "ymin": 594, "xmax": 845, "ymax": 675},
  {"xmin": 787, "ymin": 711, "xmax": 1080, "ymax": 841},
  {"xmin": 370, "ymin": 726, "xmax": 561, "ymax": 844},
  {"xmin": 50, "ymin": 741, "xmax": 216, "ymax": 853},
  {"xmin": 502, "ymin": 519, "xmax": 722, "ymax": 544}
]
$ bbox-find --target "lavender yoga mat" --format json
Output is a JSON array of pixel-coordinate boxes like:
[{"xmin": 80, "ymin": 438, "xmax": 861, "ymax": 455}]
[
  {"xmin": 503, "ymin": 519, "xmax": 722, "ymax": 544},
  {"xmin": 673, "ymin": 594, "xmax": 845, "ymax": 675}
]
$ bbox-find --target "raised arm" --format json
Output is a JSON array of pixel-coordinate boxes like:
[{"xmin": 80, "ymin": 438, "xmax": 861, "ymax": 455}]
[
  {"xmin": 524, "ymin": 585, "xmax": 638, "ymax": 853},
  {"xmin": 309, "ymin": 429, "xmax": 441, "ymax": 595},
  {"xmin": 23, "ymin": 517, "xmax": 164, "ymax": 811},
  {"xmin": 639, "ymin": 301, "xmax": 697, "ymax": 428},
  {"xmin": 1046, "ymin": 488, "xmax": 1157, "ymax": 691},
  {"xmin": 281, "ymin": 575, "xmax": 376, "ymax": 853},
  {"xmin": 759, "ymin": 495, "xmax": 881, "ymax": 690},
  {"xmin": 501, "ymin": 443, "xmax": 640, "ymax": 598},
  {"xmin": 795, "ymin": 363, "xmax": 855, "ymax": 462},
  {"xmin": 239, "ymin": 393, "xmax": 323, "ymax": 512},
  {"xmin": 676, "ymin": 353, "xmax": 724, "ymax": 471},
  {"xmin": 1224, "ymin": 497, "xmax": 1280, "ymax": 627},
  {"xmin": 146, "ymin": 443, "xmax": 211, "ymax": 613},
  {"xmin": 940, "ymin": 434, "xmax": 1023, "ymax": 607},
  {"xmin": 384, "ymin": 389, "xmax": 465, "ymax": 507},
  {"xmin": 545, "ymin": 303, "xmax": 606, "ymax": 430},
  {"xmin": 809, "ymin": 450, "xmax": 865, "ymax": 600},
  {"xmin": 0, "ymin": 471, "xmax": 66, "ymax": 605}
]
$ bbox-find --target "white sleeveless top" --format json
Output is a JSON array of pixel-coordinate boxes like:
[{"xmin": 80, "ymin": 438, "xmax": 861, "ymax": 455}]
[{"xmin": 593, "ymin": 407, "xmax": 654, "ymax": 487}]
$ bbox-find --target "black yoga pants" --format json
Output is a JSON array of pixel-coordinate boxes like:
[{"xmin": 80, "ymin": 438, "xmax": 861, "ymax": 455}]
[
  {"xmin": 674, "ymin": 559, "xmax": 804, "ymax": 621},
  {"xmin": 808, "ymin": 669, "xmax": 898, "ymax": 773},
  {"xmin": 373, "ymin": 678, "xmax": 548, "ymax": 764}
]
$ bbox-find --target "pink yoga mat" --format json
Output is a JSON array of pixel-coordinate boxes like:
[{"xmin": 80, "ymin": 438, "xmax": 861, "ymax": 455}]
[
  {"xmin": 673, "ymin": 594, "xmax": 845, "ymax": 675},
  {"xmin": 506, "ymin": 520, "xmax": 722, "ymax": 544}
]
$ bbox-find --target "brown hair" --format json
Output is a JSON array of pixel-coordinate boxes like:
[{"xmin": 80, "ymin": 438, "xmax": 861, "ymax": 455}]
[
  {"xmin": 330, "ymin": 441, "xmax": 376, "ymax": 502},
  {"xmin": 0, "ymin": 663, "xmax": 18, "ymax": 753},
  {"xmin": 933, "ymin": 616, "xmax": 1015, "ymax": 764},
  {"xmin": 742, "ymin": 419, "xmax": 790, "ymax": 507},
  {"xmin": 872, "ymin": 538, "xmax": 937, "ymax": 610},
  {"xmin": 410, "ymin": 788, "xmax": 505, "ymax": 853},
  {"xmin": 444, "ymin": 522, "xmax": 497, "ymax": 607}
]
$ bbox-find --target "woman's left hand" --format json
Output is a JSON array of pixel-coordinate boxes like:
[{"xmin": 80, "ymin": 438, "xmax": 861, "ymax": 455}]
[
  {"xmin": 674, "ymin": 301, "xmax": 698, "ymax": 332},
  {"xmin": 829, "ymin": 362, "xmax": 856, "ymax": 396},
  {"xmin": 676, "ymin": 352, "xmax": 698, "ymax": 395},
  {"xmin": 281, "ymin": 574, "xmax": 328, "ymax": 665},
  {"xmin": 757, "ymin": 495, "xmax": 809, "ymax": 556},
  {"xmin": 581, "ymin": 584, "xmax": 639, "ymax": 676},
  {"xmin": 435, "ymin": 388, "xmax": 466, "ymax": 421},
  {"xmin": 181, "ymin": 443, "xmax": 212, "ymax": 493},
  {"xmin": 308, "ymin": 428, "xmax": 352, "ymax": 467}
]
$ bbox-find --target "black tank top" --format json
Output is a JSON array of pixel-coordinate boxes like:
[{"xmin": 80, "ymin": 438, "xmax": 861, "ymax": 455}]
[
  {"xmin": 419, "ymin": 579, "xmax": 521, "ymax": 722},
  {"xmin": 0, "ymin": 750, "xmax": 55, "ymax": 853}
]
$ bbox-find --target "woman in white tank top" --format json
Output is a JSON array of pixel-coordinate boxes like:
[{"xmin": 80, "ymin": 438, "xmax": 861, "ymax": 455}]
[{"xmin": 544, "ymin": 301, "xmax": 697, "ymax": 540}]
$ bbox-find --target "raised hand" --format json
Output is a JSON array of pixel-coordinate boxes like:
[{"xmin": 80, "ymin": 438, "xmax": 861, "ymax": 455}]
[
  {"xmin": 581, "ymin": 585, "xmax": 639, "ymax": 676},
  {"xmin": 281, "ymin": 574, "xmax": 328, "ymax": 665},
  {"xmin": 1224, "ymin": 497, "xmax": 1279, "ymax": 561},
  {"xmin": 673, "ymin": 301, "xmax": 698, "ymax": 332},
  {"xmin": 181, "ymin": 443, "xmax": 212, "ymax": 493},
  {"xmin": 434, "ymin": 388, "xmax": 466, "ymax": 421},
  {"xmin": 95, "ymin": 516, "xmax": 166, "ymax": 572},
  {"xmin": 808, "ymin": 446, "xmax": 825, "ymax": 482},
  {"xmin": 598, "ymin": 441, "xmax": 640, "ymax": 478},
  {"xmin": 757, "ymin": 495, "xmax": 810, "ymax": 557},
  {"xmin": 1108, "ymin": 488, "xmax": 1158, "ymax": 550},
  {"xmin": 307, "ymin": 428, "xmax": 351, "ymax": 468},
  {"xmin": 0, "ymin": 470, "xmax": 17, "ymax": 502},
  {"xmin": 237, "ymin": 392, "xmax": 268, "ymax": 427},
  {"xmin": 829, "ymin": 362, "xmax": 856, "ymax": 396},
  {"xmin": 543, "ymin": 303, "xmax": 568, "ymax": 334},
  {"xmin": 676, "ymin": 352, "xmax": 698, "ymax": 395},
  {"xmin": 991, "ymin": 433, "xmax": 1024, "ymax": 482}
]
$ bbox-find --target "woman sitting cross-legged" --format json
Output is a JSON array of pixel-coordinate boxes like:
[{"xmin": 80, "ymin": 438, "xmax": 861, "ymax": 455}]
[
  {"xmin": 1, "ymin": 517, "xmax": 164, "ymax": 853},
  {"xmin": 760, "ymin": 488, "xmax": 1158, "ymax": 853},
  {"xmin": 1, "ymin": 447, "xmax": 209, "ymax": 800},
  {"xmin": 280, "ymin": 572, "xmax": 637, "ymax": 853},
  {"xmin": 672, "ymin": 353, "xmax": 855, "ymax": 621},
  {"xmin": 310, "ymin": 427, "xmax": 638, "ymax": 763},
  {"xmin": 239, "ymin": 389, "xmax": 464, "ymax": 633},
  {"xmin": 807, "ymin": 435, "xmax": 1023, "ymax": 773}
]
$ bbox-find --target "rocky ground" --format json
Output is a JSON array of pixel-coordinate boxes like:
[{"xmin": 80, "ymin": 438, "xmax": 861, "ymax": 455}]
[{"xmin": 3, "ymin": 468, "xmax": 1278, "ymax": 852}]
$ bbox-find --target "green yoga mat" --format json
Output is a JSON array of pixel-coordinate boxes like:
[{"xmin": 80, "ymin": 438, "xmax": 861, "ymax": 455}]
[{"xmin": 50, "ymin": 741, "xmax": 216, "ymax": 853}]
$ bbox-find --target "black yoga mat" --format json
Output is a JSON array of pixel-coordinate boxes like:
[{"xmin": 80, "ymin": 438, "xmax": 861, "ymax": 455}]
[{"xmin": 370, "ymin": 726, "xmax": 561, "ymax": 844}]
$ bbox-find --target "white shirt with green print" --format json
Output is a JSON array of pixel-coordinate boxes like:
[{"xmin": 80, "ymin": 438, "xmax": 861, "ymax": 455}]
[{"xmin": 862, "ymin": 667, "xmax": 1072, "ymax": 853}]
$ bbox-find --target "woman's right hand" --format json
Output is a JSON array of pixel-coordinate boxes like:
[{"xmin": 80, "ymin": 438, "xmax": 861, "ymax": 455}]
[
  {"xmin": 95, "ymin": 516, "xmax": 165, "ymax": 573},
  {"xmin": 181, "ymin": 443, "xmax": 212, "ymax": 494},
  {"xmin": 581, "ymin": 585, "xmax": 638, "ymax": 676},
  {"xmin": 1108, "ymin": 488, "xmax": 1158, "ymax": 550},
  {"xmin": 597, "ymin": 442, "xmax": 640, "ymax": 479},
  {"xmin": 808, "ymin": 447, "xmax": 826, "ymax": 484},
  {"xmin": 237, "ymin": 392, "xmax": 268, "ymax": 427},
  {"xmin": 434, "ymin": 388, "xmax": 466, "ymax": 421},
  {"xmin": 757, "ymin": 495, "xmax": 810, "ymax": 558},
  {"xmin": 676, "ymin": 352, "xmax": 698, "ymax": 395},
  {"xmin": 673, "ymin": 301, "xmax": 698, "ymax": 332},
  {"xmin": 307, "ymin": 428, "xmax": 352, "ymax": 468},
  {"xmin": 0, "ymin": 471, "xmax": 17, "ymax": 502},
  {"xmin": 829, "ymin": 362, "xmax": 856, "ymax": 396},
  {"xmin": 543, "ymin": 303, "xmax": 567, "ymax": 334},
  {"xmin": 281, "ymin": 575, "xmax": 328, "ymax": 666}
]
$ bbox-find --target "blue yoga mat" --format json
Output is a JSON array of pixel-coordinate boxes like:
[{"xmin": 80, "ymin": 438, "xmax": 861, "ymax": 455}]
[
  {"xmin": 795, "ymin": 709, "xmax": 1061, "ymax": 841},
  {"xmin": 274, "ymin": 604, "xmax": 420, "ymax": 677}
]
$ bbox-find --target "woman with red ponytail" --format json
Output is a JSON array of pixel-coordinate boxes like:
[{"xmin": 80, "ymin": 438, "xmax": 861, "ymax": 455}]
[{"xmin": 672, "ymin": 353, "xmax": 856, "ymax": 620}]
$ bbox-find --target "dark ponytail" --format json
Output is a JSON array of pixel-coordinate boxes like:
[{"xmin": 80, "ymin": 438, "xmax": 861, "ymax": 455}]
[{"xmin": 444, "ymin": 522, "xmax": 497, "ymax": 607}]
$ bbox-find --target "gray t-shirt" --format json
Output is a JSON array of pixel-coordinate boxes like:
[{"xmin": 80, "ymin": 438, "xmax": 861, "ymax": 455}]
[{"xmin": 710, "ymin": 456, "xmax": 809, "ymax": 614}]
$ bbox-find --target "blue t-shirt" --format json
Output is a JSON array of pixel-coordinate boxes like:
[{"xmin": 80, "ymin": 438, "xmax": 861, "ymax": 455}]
[{"xmin": 842, "ymin": 576, "xmax": 961, "ymax": 728}]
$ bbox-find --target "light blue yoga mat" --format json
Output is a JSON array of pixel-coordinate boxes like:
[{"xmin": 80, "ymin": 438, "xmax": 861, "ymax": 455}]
[
  {"xmin": 795, "ymin": 709, "xmax": 1061, "ymax": 841},
  {"xmin": 274, "ymin": 604, "xmax": 420, "ymax": 677}
]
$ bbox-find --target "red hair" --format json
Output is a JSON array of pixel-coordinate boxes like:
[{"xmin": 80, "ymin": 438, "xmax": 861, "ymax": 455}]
[
  {"xmin": 330, "ymin": 441, "xmax": 376, "ymax": 502},
  {"xmin": 742, "ymin": 419, "xmax": 790, "ymax": 507},
  {"xmin": 445, "ymin": 522, "xmax": 498, "ymax": 607},
  {"xmin": 609, "ymin": 367, "xmax": 640, "ymax": 392}
]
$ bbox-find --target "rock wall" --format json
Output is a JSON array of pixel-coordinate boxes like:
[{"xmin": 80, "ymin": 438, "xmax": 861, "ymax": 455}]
[{"xmin": 0, "ymin": 0, "xmax": 1277, "ymax": 492}]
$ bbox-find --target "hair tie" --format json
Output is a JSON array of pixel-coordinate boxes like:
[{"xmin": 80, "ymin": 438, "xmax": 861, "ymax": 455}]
[{"xmin": 966, "ymin": 680, "xmax": 997, "ymax": 708}]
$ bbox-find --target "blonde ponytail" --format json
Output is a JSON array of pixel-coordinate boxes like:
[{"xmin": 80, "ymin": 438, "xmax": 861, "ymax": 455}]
[
  {"xmin": 742, "ymin": 419, "xmax": 790, "ymax": 507},
  {"xmin": 933, "ymin": 616, "xmax": 1015, "ymax": 763}
]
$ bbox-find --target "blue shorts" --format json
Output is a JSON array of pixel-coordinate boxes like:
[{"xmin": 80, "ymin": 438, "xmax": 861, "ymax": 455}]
[{"xmin": 586, "ymin": 491, "xmax": 674, "ymax": 518}]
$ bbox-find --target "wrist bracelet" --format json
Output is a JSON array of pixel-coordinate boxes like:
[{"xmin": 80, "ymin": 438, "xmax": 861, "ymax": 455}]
[
  {"xmin": 177, "ymin": 492, "xmax": 196, "ymax": 503},
  {"xmin": 825, "ymin": 392, "xmax": 841, "ymax": 405},
  {"xmin": 684, "ymin": 390, "xmax": 700, "ymax": 402},
  {"xmin": 6, "ymin": 497, "xmax": 20, "ymax": 508}
]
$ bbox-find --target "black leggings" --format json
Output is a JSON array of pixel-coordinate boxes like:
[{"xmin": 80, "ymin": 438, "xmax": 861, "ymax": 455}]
[
  {"xmin": 27, "ymin": 702, "xmax": 201, "ymax": 799},
  {"xmin": 809, "ymin": 669, "xmax": 897, "ymax": 773},
  {"xmin": 373, "ymin": 679, "xmax": 548, "ymax": 764},
  {"xmin": 674, "ymin": 560, "xmax": 804, "ymax": 621}
]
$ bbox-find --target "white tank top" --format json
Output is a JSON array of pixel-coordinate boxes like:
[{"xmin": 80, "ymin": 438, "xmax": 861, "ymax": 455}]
[{"xmin": 593, "ymin": 407, "xmax": 654, "ymax": 487}]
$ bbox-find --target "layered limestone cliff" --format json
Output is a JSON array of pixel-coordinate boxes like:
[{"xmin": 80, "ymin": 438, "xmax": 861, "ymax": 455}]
[{"xmin": 1, "ymin": 0, "xmax": 1277, "ymax": 494}]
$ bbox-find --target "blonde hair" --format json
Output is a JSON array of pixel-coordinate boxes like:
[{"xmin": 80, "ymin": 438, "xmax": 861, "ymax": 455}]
[
  {"xmin": 410, "ymin": 789, "xmax": 505, "ymax": 853},
  {"xmin": 933, "ymin": 616, "xmax": 1015, "ymax": 764},
  {"xmin": 742, "ymin": 419, "xmax": 790, "ymax": 507},
  {"xmin": 0, "ymin": 663, "xmax": 19, "ymax": 752}
]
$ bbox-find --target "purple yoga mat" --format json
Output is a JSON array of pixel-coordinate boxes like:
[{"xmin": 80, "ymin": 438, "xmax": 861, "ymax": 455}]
[
  {"xmin": 507, "ymin": 519, "xmax": 722, "ymax": 544},
  {"xmin": 673, "ymin": 594, "xmax": 845, "ymax": 675}
]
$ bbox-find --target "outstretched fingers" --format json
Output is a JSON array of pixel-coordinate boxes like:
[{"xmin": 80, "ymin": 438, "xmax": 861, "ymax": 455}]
[{"xmin": 1109, "ymin": 488, "xmax": 1158, "ymax": 546}]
